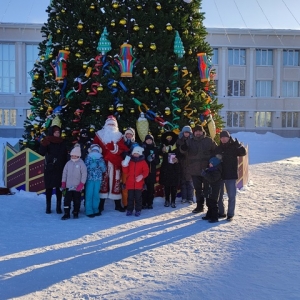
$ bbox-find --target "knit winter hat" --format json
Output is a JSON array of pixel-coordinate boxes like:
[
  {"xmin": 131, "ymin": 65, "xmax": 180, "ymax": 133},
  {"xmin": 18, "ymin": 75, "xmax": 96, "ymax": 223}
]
[
  {"xmin": 89, "ymin": 144, "xmax": 102, "ymax": 153},
  {"xmin": 181, "ymin": 125, "xmax": 193, "ymax": 134},
  {"xmin": 220, "ymin": 130, "xmax": 230, "ymax": 138},
  {"xmin": 70, "ymin": 144, "xmax": 81, "ymax": 157},
  {"xmin": 209, "ymin": 157, "xmax": 221, "ymax": 167},
  {"xmin": 193, "ymin": 125, "xmax": 205, "ymax": 133},
  {"xmin": 144, "ymin": 134, "xmax": 154, "ymax": 142},
  {"xmin": 132, "ymin": 146, "xmax": 144, "ymax": 156}
]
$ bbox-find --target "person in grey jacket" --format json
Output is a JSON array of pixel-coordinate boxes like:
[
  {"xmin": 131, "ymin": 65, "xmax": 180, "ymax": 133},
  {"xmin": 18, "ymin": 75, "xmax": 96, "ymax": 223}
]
[
  {"xmin": 61, "ymin": 144, "xmax": 87, "ymax": 220},
  {"xmin": 180, "ymin": 125, "xmax": 217, "ymax": 213}
]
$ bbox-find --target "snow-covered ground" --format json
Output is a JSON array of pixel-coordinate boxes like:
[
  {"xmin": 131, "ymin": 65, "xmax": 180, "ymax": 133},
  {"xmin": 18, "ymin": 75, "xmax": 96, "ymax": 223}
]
[{"xmin": 0, "ymin": 132, "xmax": 300, "ymax": 300}]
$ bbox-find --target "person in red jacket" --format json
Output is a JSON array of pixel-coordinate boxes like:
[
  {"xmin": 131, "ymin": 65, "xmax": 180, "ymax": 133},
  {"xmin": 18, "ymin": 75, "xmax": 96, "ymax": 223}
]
[{"xmin": 121, "ymin": 146, "xmax": 149, "ymax": 217}]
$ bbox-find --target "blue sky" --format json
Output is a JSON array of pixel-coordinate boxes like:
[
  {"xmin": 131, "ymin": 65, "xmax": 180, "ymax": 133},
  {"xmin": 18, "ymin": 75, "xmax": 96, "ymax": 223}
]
[{"xmin": 0, "ymin": 0, "xmax": 300, "ymax": 29}]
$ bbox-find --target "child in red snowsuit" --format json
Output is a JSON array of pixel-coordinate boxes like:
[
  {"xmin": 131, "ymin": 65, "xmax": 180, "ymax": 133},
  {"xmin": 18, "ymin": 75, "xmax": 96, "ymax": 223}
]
[{"xmin": 121, "ymin": 146, "xmax": 149, "ymax": 217}]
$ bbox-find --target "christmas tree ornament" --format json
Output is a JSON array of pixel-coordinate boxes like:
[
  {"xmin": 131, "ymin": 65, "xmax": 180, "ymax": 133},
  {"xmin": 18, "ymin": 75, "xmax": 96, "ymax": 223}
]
[
  {"xmin": 82, "ymin": 62, "xmax": 87, "ymax": 69},
  {"xmin": 119, "ymin": 18, "xmax": 127, "ymax": 25},
  {"xmin": 112, "ymin": 81, "xmax": 117, "ymax": 87},
  {"xmin": 114, "ymin": 43, "xmax": 136, "ymax": 77},
  {"xmin": 130, "ymin": 108, "xmax": 135, "ymax": 113},
  {"xmin": 33, "ymin": 72, "xmax": 39, "ymax": 80},
  {"xmin": 149, "ymin": 24, "xmax": 155, "ymax": 29},
  {"xmin": 207, "ymin": 114, "xmax": 216, "ymax": 139},
  {"xmin": 97, "ymin": 84, "xmax": 103, "ymax": 92},
  {"xmin": 112, "ymin": 1, "xmax": 119, "ymax": 9},
  {"xmin": 90, "ymin": 125, "xmax": 95, "ymax": 132},
  {"xmin": 165, "ymin": 107, "xmax": 171, "ymax": 115},
  {"xmin": 189, "ymin": 121, "xmax": 195, "ymax": 128},
  {"xmin": 137, "ymin": 5, "xmax": 142, "ymax": 10},
  {"xmin": 154, "ymin": 66, "xmax": 159, "ymax": 73},
  {"xmin": 166, "ymin": 23, "xmax": 173, "ymax": 31},
  {"xmin": 64, "ymin": 46, "xmax": 70, "ymax": 51},
  {"xmin": 150, "ymin": 43, "xmax": 156, "ymax": 50},
  {"xmin": 96, "ymin": 106, "xmax": 100, "ymax": 113},
  {"xmin": 197, "ymin": 53, "xmax": 211, "ymax": 82},
  {"xmin": 97, "ymin": 27, "xmax": 112, "ymax": 54},
  {"xmin": 173, "ymin": 64, "xmax": 178, "ymax": 71},
  {"xmin": 56, "ymin": 29, "xmax": 61, "ymax": 34},
  {"xmin": 96, "ymin": 30, "xmax": 100, "ymax": 35},
  {"xmin": 75, "ymin": 53, "xmax": 81, "ymax": 58},
  {"xmin": 145, "ymin": 87, "xmax": 150, "ymax": 92},
  {"xmin": 156, "ymin": 3, "xmax": 162, "ymax": 10},
  {"xmin": 111, "ymin": 20, "xmax": 116, "ymax": 27},
  {"xmin": 109, "ymin": 105, "xmax": 114, "ymax": 111},
  {"xmin": 183, "ymin": 0, "xmax": 193, "ymax": 3},
  {"xmin": 138, "ymin": 42, "xmax": 143, "ymax": 48},
  {"xmin": 133, "ymin": 24, "xmax": 139, "ymax": 31},
  {"xmin": 166, "ymin": 87, "xmax": 170, "ymax": 93},
  {"xmin": 61, "ymin": 9, "xmax": 65, "ymax": 13},
  {"xmin": 174, "ymin": 31, "xmax": 185, "ymax": 58},
  {"xmin": 51, "ymin": 115, "xmax": 62, "ymax": 128},
  {"xmin": 136, "ymin": 112, "xmax": 149, "ymax": 142},
  {"xmin": 155, "ymin": 87, "xmax": 160, "ymax": 94},
  {"xmin": 90, "ymin": 3, "xmax": 95, "ymax": 9},
  {"xmin": 54, "ymin": 89, "xmax": 60, "ymax": 96},
  {"xmin": 78, "ymin": 39, "xmax": 84, "ymax": 45},
  {"xmin": 77, "ymin": 20, "xmax": 83, "ymax": 30},
  {"xmin": 51, "ymin": 50, "xmax": 70, "ymax": 81},
  {"xmin": 143, "ymin": 68, "xmax": 148, "ymax": 75},
  {"xmin": 131, "ymin": 89, "xmax": 135, "ymax": 95},
  {"xmin": 61, "ymin": 130, "xmax": 66, "ymax": 138},
  {"xmin": 116, "ymin": 104, "xmax": 124, "ymax": 112}
]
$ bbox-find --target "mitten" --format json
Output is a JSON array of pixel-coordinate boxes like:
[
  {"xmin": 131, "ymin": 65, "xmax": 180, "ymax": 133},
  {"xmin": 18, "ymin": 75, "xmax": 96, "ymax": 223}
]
[
  {"xmin": 106, "ymin": 141, "xmax": 115, "ymax": 151},
  {"xmin": 136, "ymin": 175, "xmax": 143, "ymax": 182},
  {"xmin": 61, "ymin": 182, "xmax": 66, "ymax": 189},
  {"xmin": 147, "ymin": 154, "xmax": 154, "ymax": 162},
  {"xmin": 180, "ymin": 141, "xmax": 188, "ymax": 151},
  {"xmin": 76, "ymin": 182, "xmax": 85, "ymax": 192},
  {"xmin": 122, "ymin": 155, "xmax": 131, "ymax": 167},
  {"xmin": 41, "ymin": 137, "xmax": 50, "ymax": 147}
]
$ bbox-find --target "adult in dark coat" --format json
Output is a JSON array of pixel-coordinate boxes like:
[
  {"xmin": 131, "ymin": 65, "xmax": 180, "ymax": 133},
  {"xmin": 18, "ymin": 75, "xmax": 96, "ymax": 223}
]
[
  {"xmin": 214, "ymin": 130, "xmax": 247, "ymax": 221},
  {"xmin": 39, "ymin": 125, "xmax": 68, "ymax": 214},
  {"xmin": 159, "ymin": 131, "xmax": 180, "ymax": 208},
  {"xmin": 142, "ymin": 134, "xmax": 160, "ymax": 209},
  {"xmin": 180, "ymin": 125, "xmax": 217, "ymax": 213}
]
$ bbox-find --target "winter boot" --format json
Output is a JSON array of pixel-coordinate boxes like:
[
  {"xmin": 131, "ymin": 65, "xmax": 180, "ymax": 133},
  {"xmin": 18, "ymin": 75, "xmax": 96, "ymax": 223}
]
[
  {"xmin": 99, "ymin": 198, "xmax": 105, "ymax": 212},
  {"xmin": 164, "ymin": 200, "xmax": 170, "ymax": 207},
  {"xmin": 46, "ymin": 199, "xmax": 51, "ymax": 214},
  {"xmin": 192, "ymin": 200, "xmax": 204, "ymax": 213},
  {"xmin": 171, "ymin": 202, "xmax": 176, "ymax": 208},
  {"xmin": 56, "ymin": 199, "xmax": 62, "ymax": 214},
  {"xmin": 73, "ymin": 212, "xmax": 79, "ymax": 219},
  {"xmin": 114, "ymin": 200, "xmax": 126, "ymax": 212},
  {"xmin": 61, "ymin": 208, "xmax": 70, "ymax": 220}
]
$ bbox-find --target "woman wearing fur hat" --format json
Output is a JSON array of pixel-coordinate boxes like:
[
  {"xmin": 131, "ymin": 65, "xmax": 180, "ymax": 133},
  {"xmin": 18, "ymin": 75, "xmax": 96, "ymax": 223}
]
[
  {"xmin": 84, "ymin": 144, "xmax": 107, "ymax": 218},
  {"xmin": 159, "ymin": 131, "xmax": 180, "ymax": 208},
  {"xmin": 61, "ymin": 144, "xmax": 87, "ymax": 220},
  {"xmin": 176, "ymin": 126, "xmax": 194, "ymax": 204},
  {"xmin": 39, "ymin": 125, "xmax": 68, "ymax": 214},
  {"xmin": 121, "ymin": 146, "xmax": 149, "ymax": 217},
  {"xmin": 142, "ymin": 134, "xmax": 160, "ymax": 209}
]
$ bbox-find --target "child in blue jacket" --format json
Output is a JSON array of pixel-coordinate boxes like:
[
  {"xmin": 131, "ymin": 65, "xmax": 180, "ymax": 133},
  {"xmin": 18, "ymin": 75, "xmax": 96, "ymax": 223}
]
[{"xmin": 84, "ymin": 144, "xmax": 107, "ymax": 217}]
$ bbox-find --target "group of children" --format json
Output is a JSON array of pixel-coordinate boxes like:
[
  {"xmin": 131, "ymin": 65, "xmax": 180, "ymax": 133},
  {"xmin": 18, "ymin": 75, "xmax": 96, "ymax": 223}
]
[{"xmin": 60, "ymin": 128, "xmax": 223, "ymax": 222}]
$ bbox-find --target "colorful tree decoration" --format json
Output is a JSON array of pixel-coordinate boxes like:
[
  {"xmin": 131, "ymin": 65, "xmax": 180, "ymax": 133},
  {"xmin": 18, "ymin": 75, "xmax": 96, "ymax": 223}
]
[
  {"xmin": 197, "ymin": 53, "xmax": 211, "ymax": 82},
  {"xmin": 174, "ymin": 31, "xmax": 185, "ymax": 58},
  {"xmin": 51, "ymin": 50, "xmax": 70, "ymax": 81},
  {"xmin": 136, "ymin": 112, "xmax": 149, "ymax": 142},
  {"xmin": 97, "ymin": 27, "xmax": 112, "ymax": 55},
  {"xmin": 115, "ymin": 43, "xmax": 137, "ymax": 77}
]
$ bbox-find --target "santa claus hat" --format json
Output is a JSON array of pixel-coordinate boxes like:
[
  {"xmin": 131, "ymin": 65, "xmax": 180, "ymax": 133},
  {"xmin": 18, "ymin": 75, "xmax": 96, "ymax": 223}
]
[
  {"xmin": 105, "ymin": 115, "xmax": 118, "ymax": 127},
  {"xmin": 89, "ymin": 144, "xmax": 102, "ymax": 153},
  {"xmin": 70, "ymin": 144, "xmax": 81, "ymax": 157}
]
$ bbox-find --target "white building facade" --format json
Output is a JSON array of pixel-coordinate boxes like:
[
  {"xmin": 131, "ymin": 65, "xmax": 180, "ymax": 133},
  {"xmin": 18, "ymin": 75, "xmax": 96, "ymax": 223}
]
[{"xmin": 1, "ymin": 23, "xmax": 300, "ymax": 137}]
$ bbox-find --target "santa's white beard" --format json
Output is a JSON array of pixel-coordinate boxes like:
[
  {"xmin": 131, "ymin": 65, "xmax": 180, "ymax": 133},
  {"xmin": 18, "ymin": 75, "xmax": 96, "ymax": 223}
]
[{"xmin": 98, "ymin": 125, "xmax": 122, "ymax": 144}]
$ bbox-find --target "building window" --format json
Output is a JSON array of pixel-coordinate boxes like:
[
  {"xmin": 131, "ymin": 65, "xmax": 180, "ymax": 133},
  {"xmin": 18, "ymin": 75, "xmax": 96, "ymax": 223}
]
[
  {"xmin": 256, "ymin": 81, "xmax": 272, "ymax": 97},
  {"xmin": 227, "ymin": 111, "xmax": 245, "ymax": 127},
  {"xmin": 0, "ymin": 44, "xmax": 15, "ymax": 93},
  {"xmin": 283, "ymin": 50, "xmax": 299, "ymax": 66},
  {"xmin": 282, "ymin": 112, "xmax": 299, "ymax": 128},
  {"xmin": 211, "ymin": 48, "xmax": 218, "ymax": 65},
  {"xmin": 255, "ymin": 112, "xmax": 272, "ymax": 127},
  {"xmin": 26, "ymin": 44, "xmax": 39, "ymax": 93},
  {"xmin": 228, "ymin": 80, "xmax": 245, "ymax": 96},
  {"xmin": 256, "ymin": 49, "xmax": 273, "ymax": 66},
  {"xmin": 282, "ymin": 81, "xmax": 299, "ymax": 97},
  {"xmin": 228, "ymin": 48, "xmax": 246, "ymax": 65},
  {"xmin": 0, "ymin": 109, "xmax": 16, "ymax": 126}
]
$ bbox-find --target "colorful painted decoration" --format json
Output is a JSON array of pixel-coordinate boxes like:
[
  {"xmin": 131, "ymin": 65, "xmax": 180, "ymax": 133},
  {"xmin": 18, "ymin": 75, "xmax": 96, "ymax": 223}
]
[
  {"xmin": 174, "ymin": 31, "xmax": 185, "ymax": 58},
  {"xmin": 51, "ymin": 50, "xmax": 70, "ymax": 81},
  {"xmin": 197, "ymin": 53, "xmax": 211, "ymax": 82},
  {"xmin": 136, "ymin": 112, "xmax": 149, "ymax": 142},
  {"xmin": 115, "ymin": 43, "xmax": 137, "ymax": 77},
  {"xmin": 97, "ymin": 27, "xmax": 112, "ymax": 55}
]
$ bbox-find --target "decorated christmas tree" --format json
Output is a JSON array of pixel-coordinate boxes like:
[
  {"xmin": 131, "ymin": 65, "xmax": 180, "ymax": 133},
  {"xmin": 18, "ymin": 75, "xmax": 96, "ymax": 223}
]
[{"xmin": 22, "ymin": 0, "xmax": 223, "ymax": 150}]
